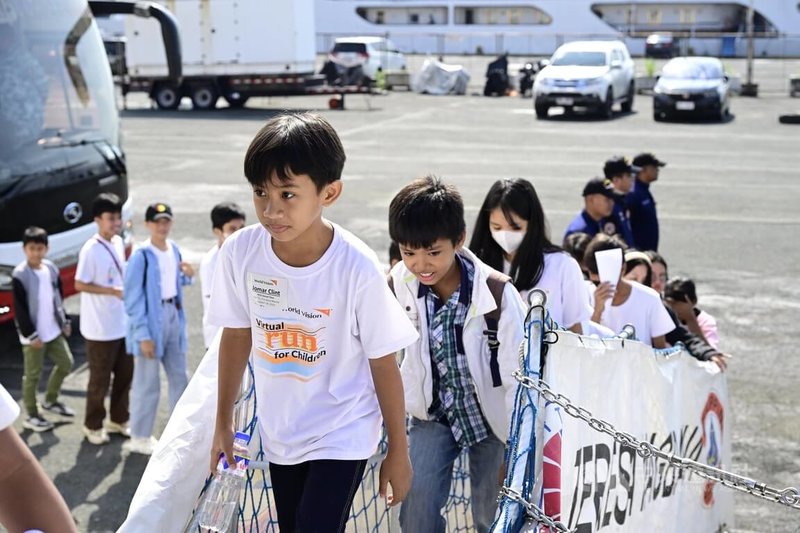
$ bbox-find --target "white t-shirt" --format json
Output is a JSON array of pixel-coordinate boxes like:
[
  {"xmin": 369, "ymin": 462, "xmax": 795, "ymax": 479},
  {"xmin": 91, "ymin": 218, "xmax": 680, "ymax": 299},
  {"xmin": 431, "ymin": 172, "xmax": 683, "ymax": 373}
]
[
  {"xmin": 149, "ymin": 241, "xmax": 177, "ymax": 300},
  {"xmin": 199, "ymin": 243, "xmax": 220, "ymax": 347},
  {"xmin": 599, "ymin": 281, "xmax": 675, "ymax": 346},
  {"xmin": 30, "ymin": 266, "xmax": 61, "ymax": 344},
  {"xmin": 208, "ymin": 223, "xmax": 419, "ymax": 464},
  {"xmin": 75, "ymin": 234, "xmax": 126, "ymax": 341},
  {"xmin": 0, "ymin": 384, "xmax": 20, "ymax": 431},
  {"xmin": 504, "ymin": 252, "xmax": 592, "ymax": 329}
]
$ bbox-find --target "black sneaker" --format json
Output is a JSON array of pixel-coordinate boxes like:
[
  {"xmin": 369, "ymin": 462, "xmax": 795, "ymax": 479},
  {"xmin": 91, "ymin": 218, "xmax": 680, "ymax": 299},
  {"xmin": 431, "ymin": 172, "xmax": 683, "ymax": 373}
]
[
  {"xmin": 23, "ymin": 416, "xmax": 54, "ymax": 432},
  {"xmin": 41, "ymin": 401, "xmax": 75, "ymax": 417}
]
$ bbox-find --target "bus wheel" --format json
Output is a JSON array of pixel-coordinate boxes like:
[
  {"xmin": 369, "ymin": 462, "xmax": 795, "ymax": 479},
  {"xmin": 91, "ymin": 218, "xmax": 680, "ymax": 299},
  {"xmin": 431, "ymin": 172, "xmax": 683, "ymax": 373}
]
[
  {"xmin": 153, "ymin": 84, "xmax": 181, "ymax": 110},
  {"xmin": 190, "ymin": 85, "xmax": 219, "ymax": 110}
]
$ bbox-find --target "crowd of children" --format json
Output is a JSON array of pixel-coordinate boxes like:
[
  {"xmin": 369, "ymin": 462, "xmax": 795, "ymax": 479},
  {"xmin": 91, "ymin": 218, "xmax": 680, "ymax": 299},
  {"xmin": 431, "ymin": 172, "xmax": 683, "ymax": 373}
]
[{"xmin": 10, "ymin": 112, "xmax": 729, "ymax": 532}]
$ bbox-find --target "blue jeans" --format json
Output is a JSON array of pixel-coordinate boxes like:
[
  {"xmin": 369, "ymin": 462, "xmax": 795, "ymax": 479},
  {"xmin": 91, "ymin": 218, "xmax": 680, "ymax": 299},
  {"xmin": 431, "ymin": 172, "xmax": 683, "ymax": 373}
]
[
  {"xmin": 129, "ymin": 302, "xmax": 188, "ymax": 438},
  {"xmin": 399, "ymin": 417, "xmax": 505, "ymax": 533}
]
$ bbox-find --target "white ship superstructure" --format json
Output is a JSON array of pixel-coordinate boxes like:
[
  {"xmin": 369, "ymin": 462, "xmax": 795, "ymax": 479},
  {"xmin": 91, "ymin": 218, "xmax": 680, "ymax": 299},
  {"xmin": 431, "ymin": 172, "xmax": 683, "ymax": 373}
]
[{"xmin": 315, "ymin": 0, "xmax": 800, "ymax": 56}]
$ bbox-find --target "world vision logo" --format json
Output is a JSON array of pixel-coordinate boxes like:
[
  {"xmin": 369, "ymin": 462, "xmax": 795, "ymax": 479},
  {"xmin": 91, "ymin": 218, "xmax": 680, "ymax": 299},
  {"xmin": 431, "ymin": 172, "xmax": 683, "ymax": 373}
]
[
  {"xmin": 701, "ymin": 392, "xmax": 724, "ymax": 508},
  {"xmin": 314, "ymin": 308, "xmax": 331, "ymax": 316},
  {"xmin": 254, "ymin": 318, "xmax": 326, "ymax": 381}
]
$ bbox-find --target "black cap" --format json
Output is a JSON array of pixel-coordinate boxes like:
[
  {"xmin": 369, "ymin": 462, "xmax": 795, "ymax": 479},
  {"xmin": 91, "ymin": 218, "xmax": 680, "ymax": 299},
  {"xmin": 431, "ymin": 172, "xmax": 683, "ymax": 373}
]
[
  {"xmin": 582, "ymin": 177, "xmax": 617, "ymax": 199},
  {"xmin": 603, "ymin": 156, "xmax": 640, "ymax": 179},
  {"xmin": 145, "ymin": 202, "xmax": 173, "ymax": 222},
  {"xmin": 632, "ymin": 153, "xmax": 666, "ymax": 168}
]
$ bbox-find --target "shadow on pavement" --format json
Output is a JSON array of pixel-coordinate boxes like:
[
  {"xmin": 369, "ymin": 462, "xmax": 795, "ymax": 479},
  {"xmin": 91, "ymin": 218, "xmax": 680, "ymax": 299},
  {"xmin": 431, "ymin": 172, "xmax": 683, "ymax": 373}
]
[{"xmin": 52, "ymin": 438, "xmax": 148, "ymax": 532}]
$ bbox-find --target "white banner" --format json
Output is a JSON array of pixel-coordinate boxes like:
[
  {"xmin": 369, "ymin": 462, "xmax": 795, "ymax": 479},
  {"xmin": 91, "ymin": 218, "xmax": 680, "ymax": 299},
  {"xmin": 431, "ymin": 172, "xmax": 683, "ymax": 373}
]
[{"xmin": 536, "ymin": 333, "xmax": 734, "ymax": 533}]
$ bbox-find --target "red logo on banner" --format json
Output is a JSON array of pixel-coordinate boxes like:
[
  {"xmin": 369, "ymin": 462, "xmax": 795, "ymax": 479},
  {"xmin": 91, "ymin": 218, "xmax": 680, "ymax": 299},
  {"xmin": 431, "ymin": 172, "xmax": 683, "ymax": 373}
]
[
  {"xmin": 542, "ymin": 405, "xmax": 563, "ymax": 522},
  {"xmin": 701, "ymin": 392, "xmax": 724, "ymax": 507}
]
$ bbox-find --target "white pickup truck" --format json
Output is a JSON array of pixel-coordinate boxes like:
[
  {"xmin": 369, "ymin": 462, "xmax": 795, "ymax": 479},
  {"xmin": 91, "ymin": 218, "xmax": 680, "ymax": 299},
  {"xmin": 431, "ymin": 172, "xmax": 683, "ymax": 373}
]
[{"xmin": 533, "ymin": 40, "xmax": 635, "ymax": 119}]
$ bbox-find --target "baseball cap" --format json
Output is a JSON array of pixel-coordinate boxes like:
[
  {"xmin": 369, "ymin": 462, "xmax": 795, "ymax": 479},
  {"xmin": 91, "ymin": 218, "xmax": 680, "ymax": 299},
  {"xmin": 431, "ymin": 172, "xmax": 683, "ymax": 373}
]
[
  {"xmin": 145, "ymin": 202, "xmax": 173, "ymax": 222},
  {"xmin": 582, "ymin": 177, "xmax": 617, "ymax": 199},
  {"xmin": 632, "ymin": 153, "xmax": 667, "ymax": 168},
  {"xmin": 603, "ymin": 156, "xmax": 640, "ymax": 179}
]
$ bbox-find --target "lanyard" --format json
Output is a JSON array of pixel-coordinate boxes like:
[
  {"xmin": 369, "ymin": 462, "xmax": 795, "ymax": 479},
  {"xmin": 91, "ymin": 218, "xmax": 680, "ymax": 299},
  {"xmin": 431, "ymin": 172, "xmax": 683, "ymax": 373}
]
[{"xmin": 95, "ymin": 237, "xmax": 124, "ymax": 278}]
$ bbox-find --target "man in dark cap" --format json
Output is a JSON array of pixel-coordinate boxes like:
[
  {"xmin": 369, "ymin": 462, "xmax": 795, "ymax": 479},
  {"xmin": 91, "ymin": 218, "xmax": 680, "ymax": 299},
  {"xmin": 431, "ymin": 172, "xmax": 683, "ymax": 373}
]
[
  {"xmin": 628, "ymin": 153, "xmax": 666, "ymax": 251},
  {"xmin": 564, "ymin": 177, "xmax": 618, "ymax": 241},
  {"xmin": 602, "ymin": 156, "xmax": 638, "ymax": 247}
]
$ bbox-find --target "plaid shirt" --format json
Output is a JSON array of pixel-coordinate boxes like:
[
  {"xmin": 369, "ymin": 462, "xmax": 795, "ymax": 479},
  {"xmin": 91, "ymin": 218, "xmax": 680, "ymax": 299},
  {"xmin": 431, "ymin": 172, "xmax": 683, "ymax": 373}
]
[{"xmin": 422, "ymin": 255, "xmax": 491, "ymax": 447}]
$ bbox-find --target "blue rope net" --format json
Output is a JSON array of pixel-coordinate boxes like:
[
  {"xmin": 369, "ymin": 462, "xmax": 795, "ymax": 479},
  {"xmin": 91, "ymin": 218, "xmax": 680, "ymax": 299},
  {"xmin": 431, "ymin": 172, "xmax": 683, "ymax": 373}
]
[{"xmin": 188, "ymin": 361, "xmax": 475, "ymax": 532}]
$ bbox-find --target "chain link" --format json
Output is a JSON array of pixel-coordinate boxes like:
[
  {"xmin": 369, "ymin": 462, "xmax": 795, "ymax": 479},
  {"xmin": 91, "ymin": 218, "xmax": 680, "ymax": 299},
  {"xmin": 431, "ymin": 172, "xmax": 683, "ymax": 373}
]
[
  {"xmin": 498, "ymin": 486, "xmax": 575, "ymax": 533},
  {"xmin": 513, "ymin": 370, "xmax": 800, "ymax": 511}
]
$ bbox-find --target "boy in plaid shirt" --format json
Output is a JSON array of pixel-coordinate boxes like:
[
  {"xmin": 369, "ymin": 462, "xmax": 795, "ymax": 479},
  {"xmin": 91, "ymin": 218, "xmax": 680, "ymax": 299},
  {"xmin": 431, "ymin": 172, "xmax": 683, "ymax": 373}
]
[{"xmin": 387, "ymin": 176, "xmax": 526, "ymax": 532}]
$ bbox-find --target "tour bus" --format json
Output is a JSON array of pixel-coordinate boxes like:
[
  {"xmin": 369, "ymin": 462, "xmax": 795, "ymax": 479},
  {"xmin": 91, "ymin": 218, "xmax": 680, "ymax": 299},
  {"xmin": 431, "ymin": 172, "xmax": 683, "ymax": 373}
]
[{"xmin": 0, "ymin": 0, "xmax": 180, "ymax": 323}]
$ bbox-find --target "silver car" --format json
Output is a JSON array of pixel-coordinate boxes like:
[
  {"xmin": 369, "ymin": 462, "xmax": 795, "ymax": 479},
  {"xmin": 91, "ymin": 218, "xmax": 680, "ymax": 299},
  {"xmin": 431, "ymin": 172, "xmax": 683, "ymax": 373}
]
[{"xmin": 653, "ymin": 57, "xmax": 731, "ymax": 122}]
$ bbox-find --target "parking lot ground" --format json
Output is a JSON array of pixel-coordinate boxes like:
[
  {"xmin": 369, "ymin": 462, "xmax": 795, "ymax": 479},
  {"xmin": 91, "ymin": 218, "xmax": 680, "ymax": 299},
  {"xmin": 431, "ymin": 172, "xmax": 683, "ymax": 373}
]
[{"xmin": 1, "ymin": 83, "xmax": 799, "ymax": 531}]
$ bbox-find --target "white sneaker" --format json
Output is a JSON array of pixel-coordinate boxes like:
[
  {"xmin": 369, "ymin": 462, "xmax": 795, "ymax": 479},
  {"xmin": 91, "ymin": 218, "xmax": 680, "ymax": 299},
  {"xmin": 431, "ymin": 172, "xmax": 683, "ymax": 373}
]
[
  {"xmin": 105, "ymin": 420, "xmax": 131, "ymax": 438},
  {"xmin": 123, "ymin": 436, "xmax": 158, "ymax": 455},
  {"xmin": 82, "ymin": 426, "xmax": 110, "ymax": 445}
]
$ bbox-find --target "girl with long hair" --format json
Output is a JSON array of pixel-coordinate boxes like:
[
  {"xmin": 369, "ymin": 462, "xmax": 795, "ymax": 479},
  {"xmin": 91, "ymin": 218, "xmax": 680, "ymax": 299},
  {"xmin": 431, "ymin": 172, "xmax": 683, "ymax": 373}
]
[{"xmin": 470, "ymin": 178, "xmax": 590, "ymax": 333}]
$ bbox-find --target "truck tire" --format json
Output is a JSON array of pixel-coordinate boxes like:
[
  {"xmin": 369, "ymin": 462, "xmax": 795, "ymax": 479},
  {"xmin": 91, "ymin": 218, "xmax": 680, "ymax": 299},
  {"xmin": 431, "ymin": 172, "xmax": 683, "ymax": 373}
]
[
  {"xmin": 153, "ymin": 84, "xmax": 181, "ymax": 110},
  {"xmin": 224, "ymin": 94, "xmax": 249, "ymax": 109},
  {"xmin": 190, "ymin": 85, "xmax": 219, "ymax": 110},
  {"xmin": 621, "ymin": 81, "xmax": 635, "ymax": 112}
]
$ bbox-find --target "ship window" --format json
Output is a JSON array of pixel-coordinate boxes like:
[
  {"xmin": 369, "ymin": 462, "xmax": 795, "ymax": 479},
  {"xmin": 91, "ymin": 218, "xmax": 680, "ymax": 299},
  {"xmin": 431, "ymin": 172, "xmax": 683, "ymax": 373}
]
[
  {"xmin": 454, "ymin": 6, "xmax": 552, "ymax": 25},
  {"xmin": 356, "ymin": 6, "xmax": 448, "ymax": 25}
]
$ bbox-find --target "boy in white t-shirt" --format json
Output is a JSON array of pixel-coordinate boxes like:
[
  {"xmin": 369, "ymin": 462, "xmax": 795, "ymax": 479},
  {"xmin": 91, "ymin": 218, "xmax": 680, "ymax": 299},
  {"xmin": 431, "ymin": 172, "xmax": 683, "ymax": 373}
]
[
  {"xmin": 199, "ymin": 202, "xmax": 246, "ymax": 348},
  {"xmin": 11, "ymin": 227, "xmax": 75, "ymax": 433},
  {"xmin": 584, "ymin": 234, "xmax": 674, "ymax": 347},
  {"xmin": 123, "ymin": 203, "xmax": 195, "ymax": 455},
  {"xmin": 208, "ymin": 113, "xmax": 418, "ymax": 532},
  {"xmin": 75, "ymin": 193, "xmax": 134, "ymax": 445}
]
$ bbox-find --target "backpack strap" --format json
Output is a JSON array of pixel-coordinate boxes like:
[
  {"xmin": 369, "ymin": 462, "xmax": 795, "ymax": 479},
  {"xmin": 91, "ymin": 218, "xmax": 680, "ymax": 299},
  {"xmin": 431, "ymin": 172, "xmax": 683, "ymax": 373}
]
[{"xmin": 484, "ymin": 271, "xmax": 510, "ymax": 388}]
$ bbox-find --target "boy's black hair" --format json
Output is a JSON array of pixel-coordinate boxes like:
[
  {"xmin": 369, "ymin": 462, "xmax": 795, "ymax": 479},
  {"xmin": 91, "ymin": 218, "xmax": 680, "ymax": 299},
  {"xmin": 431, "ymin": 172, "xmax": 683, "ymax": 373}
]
[
  {"xmin": 244, "ymin": 113, "xmax": 346, "ymax": 191},
  {"xmin": 388, "ymin": 241, "xmax": 401, "ymax": 263},
  {"xmin": 563, "ymin": 232, "xmax": 592, "ymax": 268},
  {"xmin": 22, "ymin": 226, "xmax": 48, "ymax": 246},
  {"xmin": 388, "ymin": 175, "xmax": 465, "ymax": 249},
  {"xmin": 211, "ymin": 202, "xmax": 246, "ymax": 230},
  {"xmin": 583, "ymin": 233, "xmax": 627, "ymax": 275},
  {"xmin": 664, "ymin": 277, "xmax": 698, "ymax": 304},
  {"xmin": 469, "ymin": 178, "xmax": 560, "ymax": 291},
  {"xmin": 92, "ymin": 192, "xmax": 122, "ymax": 218}
]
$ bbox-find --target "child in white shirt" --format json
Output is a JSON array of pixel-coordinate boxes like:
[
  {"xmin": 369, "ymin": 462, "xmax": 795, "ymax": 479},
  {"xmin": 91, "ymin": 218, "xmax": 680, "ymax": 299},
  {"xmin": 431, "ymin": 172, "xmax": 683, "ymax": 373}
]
[
  {"xmin": 584, "ymin": 234, "xmax": 674, "ymax": 347},
  {"xmin": 199, "ymin": 202, "xmax": 246, "ymax": 348},
  {"xmin": 208, "ymin": 113, "xmax": 418, "ymax": 532}
]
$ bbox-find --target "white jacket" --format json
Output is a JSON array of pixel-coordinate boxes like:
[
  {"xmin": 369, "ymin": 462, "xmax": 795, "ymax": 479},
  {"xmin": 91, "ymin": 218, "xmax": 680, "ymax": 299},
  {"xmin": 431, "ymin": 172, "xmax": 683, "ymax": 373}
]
[{"xmin": 389, "ymin": 248, "xmax": 527, "ymax": 443}]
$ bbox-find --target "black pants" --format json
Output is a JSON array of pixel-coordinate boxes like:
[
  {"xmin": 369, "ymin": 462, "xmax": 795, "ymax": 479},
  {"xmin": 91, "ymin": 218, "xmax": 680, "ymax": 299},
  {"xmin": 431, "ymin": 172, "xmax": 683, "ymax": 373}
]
[{"xmin": 269, "ymin": 458, "xmax": 368, "ymax": 532}]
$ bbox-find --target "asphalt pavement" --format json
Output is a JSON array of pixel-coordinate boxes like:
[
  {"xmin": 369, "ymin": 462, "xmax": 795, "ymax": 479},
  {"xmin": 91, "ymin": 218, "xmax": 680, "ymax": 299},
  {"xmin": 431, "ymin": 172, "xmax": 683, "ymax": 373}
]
[{"xmin": 1, "ymin": 65, "xmax": 798, "ymax": 532}]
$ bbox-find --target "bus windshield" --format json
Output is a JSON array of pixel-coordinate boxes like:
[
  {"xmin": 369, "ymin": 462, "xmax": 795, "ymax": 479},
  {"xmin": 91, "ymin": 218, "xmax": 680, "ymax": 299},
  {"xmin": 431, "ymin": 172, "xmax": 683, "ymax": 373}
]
[{"xmin": 0, "ymin": 0, "xmax": 119, "ymax": 180}]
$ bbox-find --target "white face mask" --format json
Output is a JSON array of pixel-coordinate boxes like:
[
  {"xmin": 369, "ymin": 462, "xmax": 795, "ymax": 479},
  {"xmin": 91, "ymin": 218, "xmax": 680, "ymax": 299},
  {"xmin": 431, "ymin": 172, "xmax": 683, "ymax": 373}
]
[{"xmin": 491, "ymin": 230, "xmax": 525, "ymax": 254}]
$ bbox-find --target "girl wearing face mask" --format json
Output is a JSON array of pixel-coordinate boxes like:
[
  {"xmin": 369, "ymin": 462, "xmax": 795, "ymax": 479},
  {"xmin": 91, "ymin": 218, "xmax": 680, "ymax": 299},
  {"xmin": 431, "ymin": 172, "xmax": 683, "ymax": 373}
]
[{"xmin": 470, "ymin": 179, "xmax": 591, "ymax": 333}]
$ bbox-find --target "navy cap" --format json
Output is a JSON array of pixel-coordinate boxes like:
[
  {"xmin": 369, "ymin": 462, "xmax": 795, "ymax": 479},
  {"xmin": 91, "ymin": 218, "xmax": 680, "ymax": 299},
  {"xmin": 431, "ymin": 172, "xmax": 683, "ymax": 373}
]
[
  {"xmin": 582, "ymin": 177, "xmax": 617, "ymax": 199},
  {"xmin": 603, "ymin": 156, "xmax": 640, "ymax": 179},
  {"xmin": 145, "ymin": 202, "xmax": 173, "ymax": 222}
]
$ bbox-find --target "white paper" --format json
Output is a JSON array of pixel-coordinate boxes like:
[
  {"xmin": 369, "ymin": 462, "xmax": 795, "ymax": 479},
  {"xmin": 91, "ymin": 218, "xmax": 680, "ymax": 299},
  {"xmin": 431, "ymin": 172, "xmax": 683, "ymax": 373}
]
[{"xmin": 595, "ymin": 248, "xmax": 623, "ymax": 289}]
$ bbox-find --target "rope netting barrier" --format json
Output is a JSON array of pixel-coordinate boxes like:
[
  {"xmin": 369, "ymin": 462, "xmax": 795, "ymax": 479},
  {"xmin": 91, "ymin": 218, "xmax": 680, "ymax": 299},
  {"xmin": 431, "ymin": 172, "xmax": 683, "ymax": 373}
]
[{"xmin": 186, "ymin": 363, "xmax": 476, "ymax": 533}]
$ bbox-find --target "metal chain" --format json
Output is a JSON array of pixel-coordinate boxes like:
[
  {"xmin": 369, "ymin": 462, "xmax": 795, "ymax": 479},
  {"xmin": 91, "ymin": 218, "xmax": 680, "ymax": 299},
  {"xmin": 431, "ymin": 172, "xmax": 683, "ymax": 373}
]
[
  {"xmin": 498, "ymin": 486, "xmax": 575, "ymax": 533},
  {"xmin": 513, "ymin": 370, "xmax": 800, "ymax": 511}
]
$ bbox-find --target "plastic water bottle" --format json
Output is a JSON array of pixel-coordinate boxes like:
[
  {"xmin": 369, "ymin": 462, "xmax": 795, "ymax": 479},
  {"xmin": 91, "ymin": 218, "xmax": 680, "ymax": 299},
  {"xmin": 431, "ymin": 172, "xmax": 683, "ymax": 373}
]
[{"xmin": 197, "ymin": 431, "xmax": 251, "ymax": 531}]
